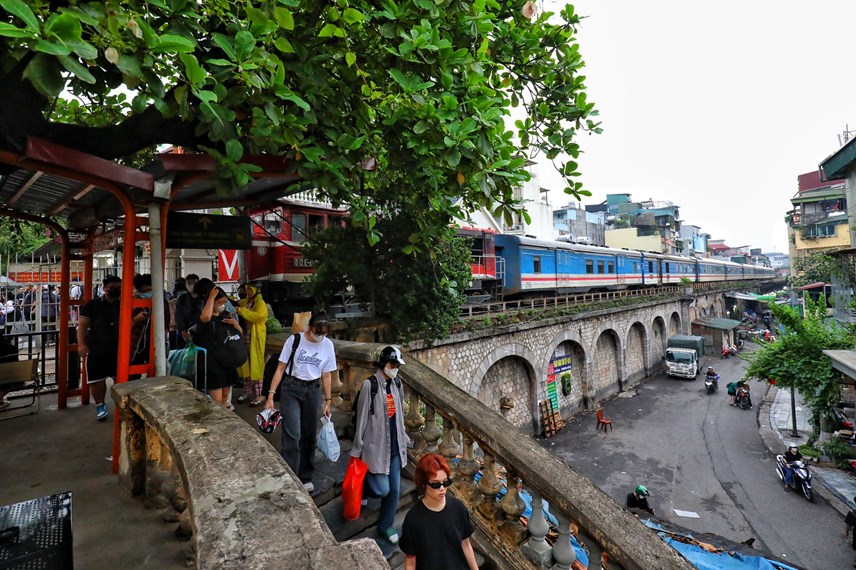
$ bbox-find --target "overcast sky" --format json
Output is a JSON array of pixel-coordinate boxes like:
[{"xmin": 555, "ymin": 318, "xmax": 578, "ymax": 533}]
[{"xmin": 535, "ymin": 0, "xmax": 856, "ymax": 253}]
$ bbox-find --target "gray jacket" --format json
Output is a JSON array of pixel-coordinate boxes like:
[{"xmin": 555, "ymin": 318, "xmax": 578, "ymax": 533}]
[{"xmin": 350, "ymin": 370, "xmax": 409, "ymax": 474}]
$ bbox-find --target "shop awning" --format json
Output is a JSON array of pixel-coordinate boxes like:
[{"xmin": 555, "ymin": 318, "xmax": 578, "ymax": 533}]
[
  {"xmin": 724, "ymin": 291, "xmax": 758, "ymax": 301},
  {"xmin": 796, "ymin": 282, "xmax": 826, "ymax": 290},
  {"xmin": 693, "ymin": 318, "xmax": 742, "ymax": 330},
  {"xmin": 823, "ymin": 350, "xmax": 856, "ymax": 383}
]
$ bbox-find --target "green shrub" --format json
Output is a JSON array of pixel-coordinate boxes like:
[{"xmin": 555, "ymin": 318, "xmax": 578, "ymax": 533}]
[
  {"xmin": 821, "ymin": 439, "xmax": 856, "ymax": 468},
  {"xmin": 798, "ymin": 444, "xmax": 821, "ymax": 459}
]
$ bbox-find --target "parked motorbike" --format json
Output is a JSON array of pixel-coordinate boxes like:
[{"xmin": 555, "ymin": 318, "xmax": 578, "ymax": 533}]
[
  {"xmin": 735, "ymin": 386, "xmax": 752, "ymax": 410},
  {"xmin": 775, "ymin": 454, "xmax": 813, "ymax": 502},
  {"xmin": 705, "ymin": 373, "xmax": 720, "ymax": 395},
  {"xmin": 721, "ymin": 347, "xmax": 731, "ymax": 359}
]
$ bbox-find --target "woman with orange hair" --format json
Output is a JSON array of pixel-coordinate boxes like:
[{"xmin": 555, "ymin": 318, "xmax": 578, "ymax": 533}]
[{"xmin": 399, "ymin": 453, "xmax": 478, "ymax": 570}]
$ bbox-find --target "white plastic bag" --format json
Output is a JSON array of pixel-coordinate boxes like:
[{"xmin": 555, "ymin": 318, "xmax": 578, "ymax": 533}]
[{"xmin": 317, "ymin": 414, "xmax": 340, "ymax": 462}]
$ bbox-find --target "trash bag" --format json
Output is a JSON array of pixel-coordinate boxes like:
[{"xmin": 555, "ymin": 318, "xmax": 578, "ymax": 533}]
[
  {"xmin": 168, "ymin": 341, "xmax": 198, "ymax": 380},
  {"xmin": 342, "ymin": 456, "xmax": 368, "ymax": 521},
  {"xmin": 317, "ymin": 414, "xmax": 340, "ymax": 462}
]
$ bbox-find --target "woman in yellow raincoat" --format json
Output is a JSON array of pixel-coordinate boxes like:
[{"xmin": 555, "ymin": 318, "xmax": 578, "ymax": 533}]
[{"xmin": 235, "ymin": 283, "xmax": 268, "ymax": 405}]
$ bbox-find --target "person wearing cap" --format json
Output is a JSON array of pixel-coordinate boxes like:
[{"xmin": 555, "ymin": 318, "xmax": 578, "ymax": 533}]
[
  {"xmin": 782, "ymin": 444, "xmax": 802, "ymax": 492},
  {"xmin": 351, "ymin": 346, "xmax": 410, "ymax": 545},
  {"xmin": 264, "ymin": 312, "xmax": 336, "ymax": 493},
  {"xmin": 626, "ymin": 485, "xmax": 654, "ymax": 514}
]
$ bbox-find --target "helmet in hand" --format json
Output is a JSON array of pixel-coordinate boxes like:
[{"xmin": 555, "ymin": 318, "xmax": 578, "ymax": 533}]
[{"xmin": 635, "ymin": 485, "xmax": 649, "ymax": 497}]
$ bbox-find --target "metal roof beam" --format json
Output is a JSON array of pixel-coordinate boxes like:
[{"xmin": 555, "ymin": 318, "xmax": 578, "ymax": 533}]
[
  {"xmin": 7, "ymin": 170, "xmax": 43, "ymax": 206},
  {"xmin": 46, "ymin": 183, "xmax": 96, "ymax": 216}
]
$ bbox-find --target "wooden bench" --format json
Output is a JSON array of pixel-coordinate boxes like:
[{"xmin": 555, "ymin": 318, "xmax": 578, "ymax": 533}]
[
  {"xmin": 0, "ymin": 359, "xmax": 40, "ymax": 421},
  {"xmin": 596, "ymin": 407, "xmax": 613, "ymax": 432}
]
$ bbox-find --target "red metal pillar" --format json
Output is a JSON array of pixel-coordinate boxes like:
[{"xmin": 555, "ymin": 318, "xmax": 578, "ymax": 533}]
[{"xmin": 56, "ymin": 234, "xmax": 70, "ymax": 409}]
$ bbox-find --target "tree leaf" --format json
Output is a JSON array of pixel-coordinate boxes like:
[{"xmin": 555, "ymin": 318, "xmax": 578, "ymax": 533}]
[
  {"xmin": 274, "ymin": 37, "xmax": 293, "ymax": 53},
  {"xmin": 0, "ymin": 22, "xmax": 34, "ymax": 38},
  {"xmin": 153, "ymin": 34, "xmax": 196, "ymax": 53},
  {"xmin": 225, "ymin": 139, "xmax": 243, "ymax": 161},
  {"xmin": 57, "ymin": 54, "xmax": 96, "ymax": 83},
  {"xmin": 44, "ymin": 12, "xmax": 82, "ymax": 43},
  {"xmin": 318, "ymin": 23, "xmax": 344, "ymax": 38},
  {"xmin": 33, "ymin": 39, "xmax": 72, "ymax": 56},
  {"xmin": 0, "ymin": 0, "xmax": 40, "ymax": 31},
  {"xmin": 234, "ymin": 30, "xmax": 255, "ymax": 61},
  {"xmin": 345, "ymin": 51, "xmax": 356, "ymax": 67},
  {"xmin": 22, "ymin": 54, "xmax": 64, "ymax": 97},
  {"xmin": 342, "ymin": 8, "xmax": 364, "ymax": 25},
  {"xmin": 179, "ymin": 52, "xmax": 206, "ymax": 85},
  {"xmin": 273, "ymin": 7, "xmax": 294, "ymax": 30}
]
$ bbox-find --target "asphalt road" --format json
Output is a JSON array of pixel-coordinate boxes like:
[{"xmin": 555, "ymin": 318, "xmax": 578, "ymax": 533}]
[{"xmin": 544, "ymin": 353, "xmax": 851, "ymax": 570}]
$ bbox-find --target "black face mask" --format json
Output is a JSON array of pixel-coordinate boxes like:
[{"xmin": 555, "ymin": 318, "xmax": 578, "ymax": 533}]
[
  {"xmin": 238, "ymin": 293, "xmax": 247, "ymax": 300},
  {"xmin": 106, "ymin": 289, "xmax": 120, "ymax": 299}
]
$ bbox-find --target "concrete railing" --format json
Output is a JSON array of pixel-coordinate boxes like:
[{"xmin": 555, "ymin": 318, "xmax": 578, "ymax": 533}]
[
  {"xmin": 111, "ymin": 376, "xmax": 386, "ymax": 569},
  {"xmin": 332, "ymin": 340, "xmax": 694, "ymax": 570}
]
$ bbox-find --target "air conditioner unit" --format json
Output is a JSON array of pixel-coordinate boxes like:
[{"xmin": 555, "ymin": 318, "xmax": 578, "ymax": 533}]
[{"xmin": 508, "ymin": 224, "xmax": 525, "ymax": 233}]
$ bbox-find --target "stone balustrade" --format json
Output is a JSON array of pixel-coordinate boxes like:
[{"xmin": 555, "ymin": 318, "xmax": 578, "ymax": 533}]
[
  {"xmin": 332, "ymin": 339, "xmax": 694, "ymax": 570},
  {"xmin": 111, "ymin": 376, "xmax": 386, "ymax": 569}
]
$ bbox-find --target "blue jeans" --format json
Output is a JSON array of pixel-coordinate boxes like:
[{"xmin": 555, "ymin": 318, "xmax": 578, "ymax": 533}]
[
  {"xmin": 784, "ymin": 464, "xmax": 794, "ymax": 486},
  {"xmin": 364, "ymin": 420, "xmax": 402, "ymax": 532},
  {"xmin": 279, "ymin": 377, "xmax": 321, "ymax": 484}
]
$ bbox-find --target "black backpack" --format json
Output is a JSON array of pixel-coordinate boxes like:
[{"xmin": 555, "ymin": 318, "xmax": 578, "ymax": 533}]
[
  {"xmin": 210, "ymin": 318, "xmax": 248, "ymax": 370},
  {"xmin": 352, "ymin": 374, "xmax": 401, "ymax": 428},
  {"xmin": 262, "ymin": 333, "xmax": 300, "ymax": 402}
]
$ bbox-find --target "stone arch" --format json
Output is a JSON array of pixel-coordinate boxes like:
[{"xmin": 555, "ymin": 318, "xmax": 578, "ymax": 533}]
[
  {"xmin": 688, "ymin": 304, "xmax": 697, "ymax": 323},
  {"xmin": 590, "ymin": 328, "xmax": 622, "ymax": 401},
  {"xmin": 472, "ymin": 344, "xmax": 539, "ymax": 435},
  {"xmin": 651, "ymin": 316, "xmax": 667, "ymax": 361},
  {"xmin": 623, "ymin": 321, "xmax": 649, "ymax": 387},
  {"xmin": 544, "ymin": 329, "xmax": 589, "ymax": 414},
  {"xmin": 668, "ymin": 311, "xmax": 681, "ymax": 336}
]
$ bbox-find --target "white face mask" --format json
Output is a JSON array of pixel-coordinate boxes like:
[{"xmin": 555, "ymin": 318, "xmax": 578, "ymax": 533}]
[
  {"xmin": 310, "ymin": 332, "xmax": 324, "ymax": 342},
  {"xmin": 385, "ymin": 366, "xmax": 399, "ymax": 379}
]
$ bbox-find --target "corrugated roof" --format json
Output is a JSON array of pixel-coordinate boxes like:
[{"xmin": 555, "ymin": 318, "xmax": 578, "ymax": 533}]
[
  {"xmin": 820, "ymin": 137, "xmax": 856, "ymax": 180},
  {"xmin": 693, "ymin": 317, "xmax": 742, "ymax": 330}
]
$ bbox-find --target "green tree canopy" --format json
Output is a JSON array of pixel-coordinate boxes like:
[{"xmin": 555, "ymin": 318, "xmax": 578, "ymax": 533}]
[
  {"xmin": 0, "ymin": 0, "xmax": 599, "ymax": 246},
  {"xmin": 743, "ymin": 296, "xmax": 854, "ymax": 436},
  {"xmin": 303, "ymin": 218, "xmax": 471, "ymax": 342},
  {"xmin": 789, "ymin": 252, "xmax": 839, "ymax": 289}
]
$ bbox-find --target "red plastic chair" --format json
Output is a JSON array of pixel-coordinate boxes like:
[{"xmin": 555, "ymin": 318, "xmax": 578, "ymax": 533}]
[{"xmin": 596, "ymin": 408, "xmax": 613, "ymax": 432}]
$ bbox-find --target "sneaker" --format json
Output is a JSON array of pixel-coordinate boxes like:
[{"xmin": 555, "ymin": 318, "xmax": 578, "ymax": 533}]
[
  {"xmin": 95, "ymin": 403, "xmax": 108, "ymax": 421},
  {"xmin": 381, "ymin": 527, "xmax": 399, "ymax": 545},
  {"xmin": 249, "ymin": 397, "xmax": 266, "ymax": 407},
  {"xmin": 226, "ymin": 402, "xmax": 235, "ymax": 411},
  {"xmin": 237, "ymin": 394, "xmax": 252, "ymax": 403},
  {"xmin": 303, "ymin": 482, "xmax": 315, "ymax": 493}
]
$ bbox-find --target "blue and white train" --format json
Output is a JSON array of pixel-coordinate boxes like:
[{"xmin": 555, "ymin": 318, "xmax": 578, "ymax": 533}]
[{"xmin": 492, "ymin": 235, "xmax": 776, "ymax": 297}]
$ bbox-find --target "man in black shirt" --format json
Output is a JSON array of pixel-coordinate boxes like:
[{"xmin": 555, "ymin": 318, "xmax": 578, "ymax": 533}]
[
  {"xmin": 77, "ymin": 276, "xmax": 122, "ymax": 421},
  {"xmin": 626, "ymin": 485, "xmax": 654, "ymax": 514}
]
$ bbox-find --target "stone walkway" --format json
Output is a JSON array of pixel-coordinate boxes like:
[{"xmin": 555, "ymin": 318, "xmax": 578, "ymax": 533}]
[{"xmin": 765, "ymin": 385, "xmax": 856, "ymax": 516}]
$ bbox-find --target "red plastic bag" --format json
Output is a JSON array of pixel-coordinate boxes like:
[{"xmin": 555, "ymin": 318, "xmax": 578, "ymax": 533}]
[{"xmin": 342, "ymin": 456, "xmax": 368, "ymax": 521}]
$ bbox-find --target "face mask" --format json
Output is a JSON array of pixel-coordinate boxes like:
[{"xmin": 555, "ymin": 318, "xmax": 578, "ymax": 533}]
[
  {"xmin": 106, "ymin": 289, "xmax": 120, "ymax": 299},
  {"xmin": 213, "ymin": 304, "xmax": 226, "ymax": 314},
  {"xmin": 310, "ymin": 332, "xmax": 324, "ymax": 342},
  {"xmin": 186, "ymin": 284, "xmax": 195, "ymax": 294},
  {"xmin": 238, "ymin": 293, "xmax": 247, "ymax": 300},
  {"xmin": 385, "ymin": 366, "xmax": 399, "ymax": 379},
  {"xmin": 139, "ymin": 291, "xmax": 153, "ymax": 299}
]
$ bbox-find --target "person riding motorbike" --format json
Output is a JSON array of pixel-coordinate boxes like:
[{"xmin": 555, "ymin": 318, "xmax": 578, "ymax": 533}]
[
  {"xmin": 625, "ymin": 485, "xmax": 655, "ymax": 514},
  {"xmin": 735, "ymin": 380, "xmax": 752, "ymax": 408},
  {"xmin": 782, "ymin": 444, "xmax": 802, "ymax": 492},
  {"xmin": 705, "ymin": 367, "xmax": 719, "ymax": 390}
]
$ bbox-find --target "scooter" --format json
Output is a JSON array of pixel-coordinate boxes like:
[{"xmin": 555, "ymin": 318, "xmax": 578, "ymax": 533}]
[
  {"xmin": 735, "ymin": 386, "xmax": 752, "ymax": 410},
  {"xmin": 705, "ymin": 373, "xmax": 719, "ymax": 395},
  {"xmin": 775, "ymin": 454, "xmax": 813, "ymax": 502}
]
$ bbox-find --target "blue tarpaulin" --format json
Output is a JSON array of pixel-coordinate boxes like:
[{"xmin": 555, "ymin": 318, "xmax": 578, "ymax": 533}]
[{"xmin": 643, "ymin": 521, "xmax": 798, "ymax": 570}]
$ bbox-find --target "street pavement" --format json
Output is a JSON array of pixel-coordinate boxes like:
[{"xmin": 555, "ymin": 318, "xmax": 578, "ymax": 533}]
[{"xmin": 543, "ymin": 351, "xmax": 853, "ymax": 570}]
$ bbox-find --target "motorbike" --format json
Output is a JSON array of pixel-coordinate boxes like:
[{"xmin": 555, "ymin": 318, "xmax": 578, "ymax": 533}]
[
  {"xmin": 721, "ymin": 345, "xmax": 738, "ymax": 359},
  {"xmin": 775, "ymin": 454, "xmax": 813, "ymax": 502},
  {"xmin": 705, "ymin": 373, "xmax": 719, "ymax": 395},
  {"xmin": 735, "ymin": 386, "xmax": 752, "ymax": 410}
]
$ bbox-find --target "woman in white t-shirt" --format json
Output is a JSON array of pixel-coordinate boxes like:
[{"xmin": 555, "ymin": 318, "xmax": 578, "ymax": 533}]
[{"xmin": 264, "ymin": 312, "xmax": 336, "ymax": 492}]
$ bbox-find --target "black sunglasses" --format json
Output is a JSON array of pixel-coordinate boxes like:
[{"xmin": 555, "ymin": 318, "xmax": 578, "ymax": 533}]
[{"xmin": 425, "ymin": 478, "xmax": 453, "ymax": 489}]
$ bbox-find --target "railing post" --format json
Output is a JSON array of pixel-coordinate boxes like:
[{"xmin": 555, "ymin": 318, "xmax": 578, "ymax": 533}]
[
  {"xmin": 456, "ymin": 434, "xmax": 480, "ymax": 501},
  {"xmin": 499, "ymin": 470, "xmax": 526, "ymax": 545},
  {"xmin": 422, "ymin": 403, "xmax": 441, "ymax": 455},
  {"xmin": 438, "ymin": 416, "xmax": 462, "ymax": 468},
  {"xmin": 404, "ymin": 385, "xmax": 425, "ymax": 454},
  {"xmin": 521, "ymin": 490, "xmax": 552, "ymax": 565},
  {"xmin": 551, "ymin": 515, "xmax": 576, "ymax": 570},
  {"xmin": 477, "ymin": 452, "xmax": 501, "ymax": 520}
]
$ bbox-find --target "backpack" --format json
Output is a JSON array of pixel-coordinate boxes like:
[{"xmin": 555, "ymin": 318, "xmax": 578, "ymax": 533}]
[
  {"xmin": 352, "ymin": 374, "xmax": 401, "ymax": 428},
  {"xmin": 210, "ymin": 318, "xmax": 248, "ymax": 370},
  {"xmin": 261, "ymin": 333, "xmax": 300, "ymax": 402}
]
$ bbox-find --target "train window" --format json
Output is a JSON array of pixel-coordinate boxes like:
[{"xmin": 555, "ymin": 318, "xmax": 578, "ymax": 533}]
[
  {"xmin": 665, "ymin": 262, "xmax": 670, "ymax": 273},
  {"xmin": 292, "ymin": 213, "xmax": 307, "ymax": 243},
  {"xmin": 597, "ymin": 260, "xmax": 604, "ymax": 273},
  {"xmin": 533, "ymin": 256, "xmax": 542, "ymax": 273},
  {"xmin": 648, "ymin": 261, "xmax": 654, "ymax": 273},
  {"xmin": 633, "ymin": 262, "xmax": 638, "ymax": 274},
  {"xmin": 309, "ymin": 214, "xmax": 324, "ymax": 232},
  {"xmin": 264, "ymin": 214, "xmax": 281, "ymax": 236},
  {"xmin": 607, "ymin": 261, "xmax": 614, "ymax": 273},
  {"xmin": 586, "ymin": 260, "xmax": 594, "ymax": 274}
]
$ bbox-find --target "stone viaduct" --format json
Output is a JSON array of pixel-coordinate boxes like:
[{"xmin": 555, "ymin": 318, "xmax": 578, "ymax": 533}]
[{"xmin": 410, "ymin": 291, "xmax": 730, "ymax": 435}]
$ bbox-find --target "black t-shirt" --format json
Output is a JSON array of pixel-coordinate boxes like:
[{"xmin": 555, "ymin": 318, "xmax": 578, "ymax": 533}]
[
  {"xmin": 80, "ymin": 297, "xmax": 121, "ymax": 355},
  {"xmin": 399, "ymin": 495, "xmax": 475, "ymax": 570},
  {"xmin": 784, "ymin": 450, "xmax": 802, "ymax": 463},
  {"xmin": 626, "ymin": 493, "xmax": 653, "ymax": 513}
]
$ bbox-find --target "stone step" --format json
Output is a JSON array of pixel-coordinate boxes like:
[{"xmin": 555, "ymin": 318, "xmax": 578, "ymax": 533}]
[
  {"xmin": 350, "ymin": 507, "xmax": 411, "ymax": 567},
  {"xmin": 319, "ymin": 478, "xmax": 417, "ymax": 542}
]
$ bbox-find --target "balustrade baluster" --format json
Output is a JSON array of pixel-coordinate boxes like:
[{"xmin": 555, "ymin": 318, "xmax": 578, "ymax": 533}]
[
  {"xmin": 421, "ymin": 403, "xmax": 441, "ymax": 455},
  {"xmin": 521, "ymin": 491, "xmax": 552, "ymax": 565},
  {"xmin": 551, "ymin": 515, "xmax": 576, "ymax": 570},
  {"xmin": 438, "ymin": 416, "xmax": 461, "ymax": 468},
  {"xmin": 404, "ymin": 386, "xmax": 425, "ymax": 455},
  {"xmin": 456, "ymin": 435, "xmax": 480, "ymax": 501},
  {"xmin": 330, "ymin": 368, "xmax": 343, "ymax": 409},
  {"xmin": 499, "ymin": 470, "xmax": 526, "ymax": 544},
  {"xmin": 476, "ymin": 453, "xmax": 501, "ymax": 520}
]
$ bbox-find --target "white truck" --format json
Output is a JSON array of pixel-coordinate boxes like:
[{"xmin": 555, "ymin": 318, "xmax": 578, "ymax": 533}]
[{"xmin": 665, "ymin": 335, "xmax": 704, "ymax": 379}]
